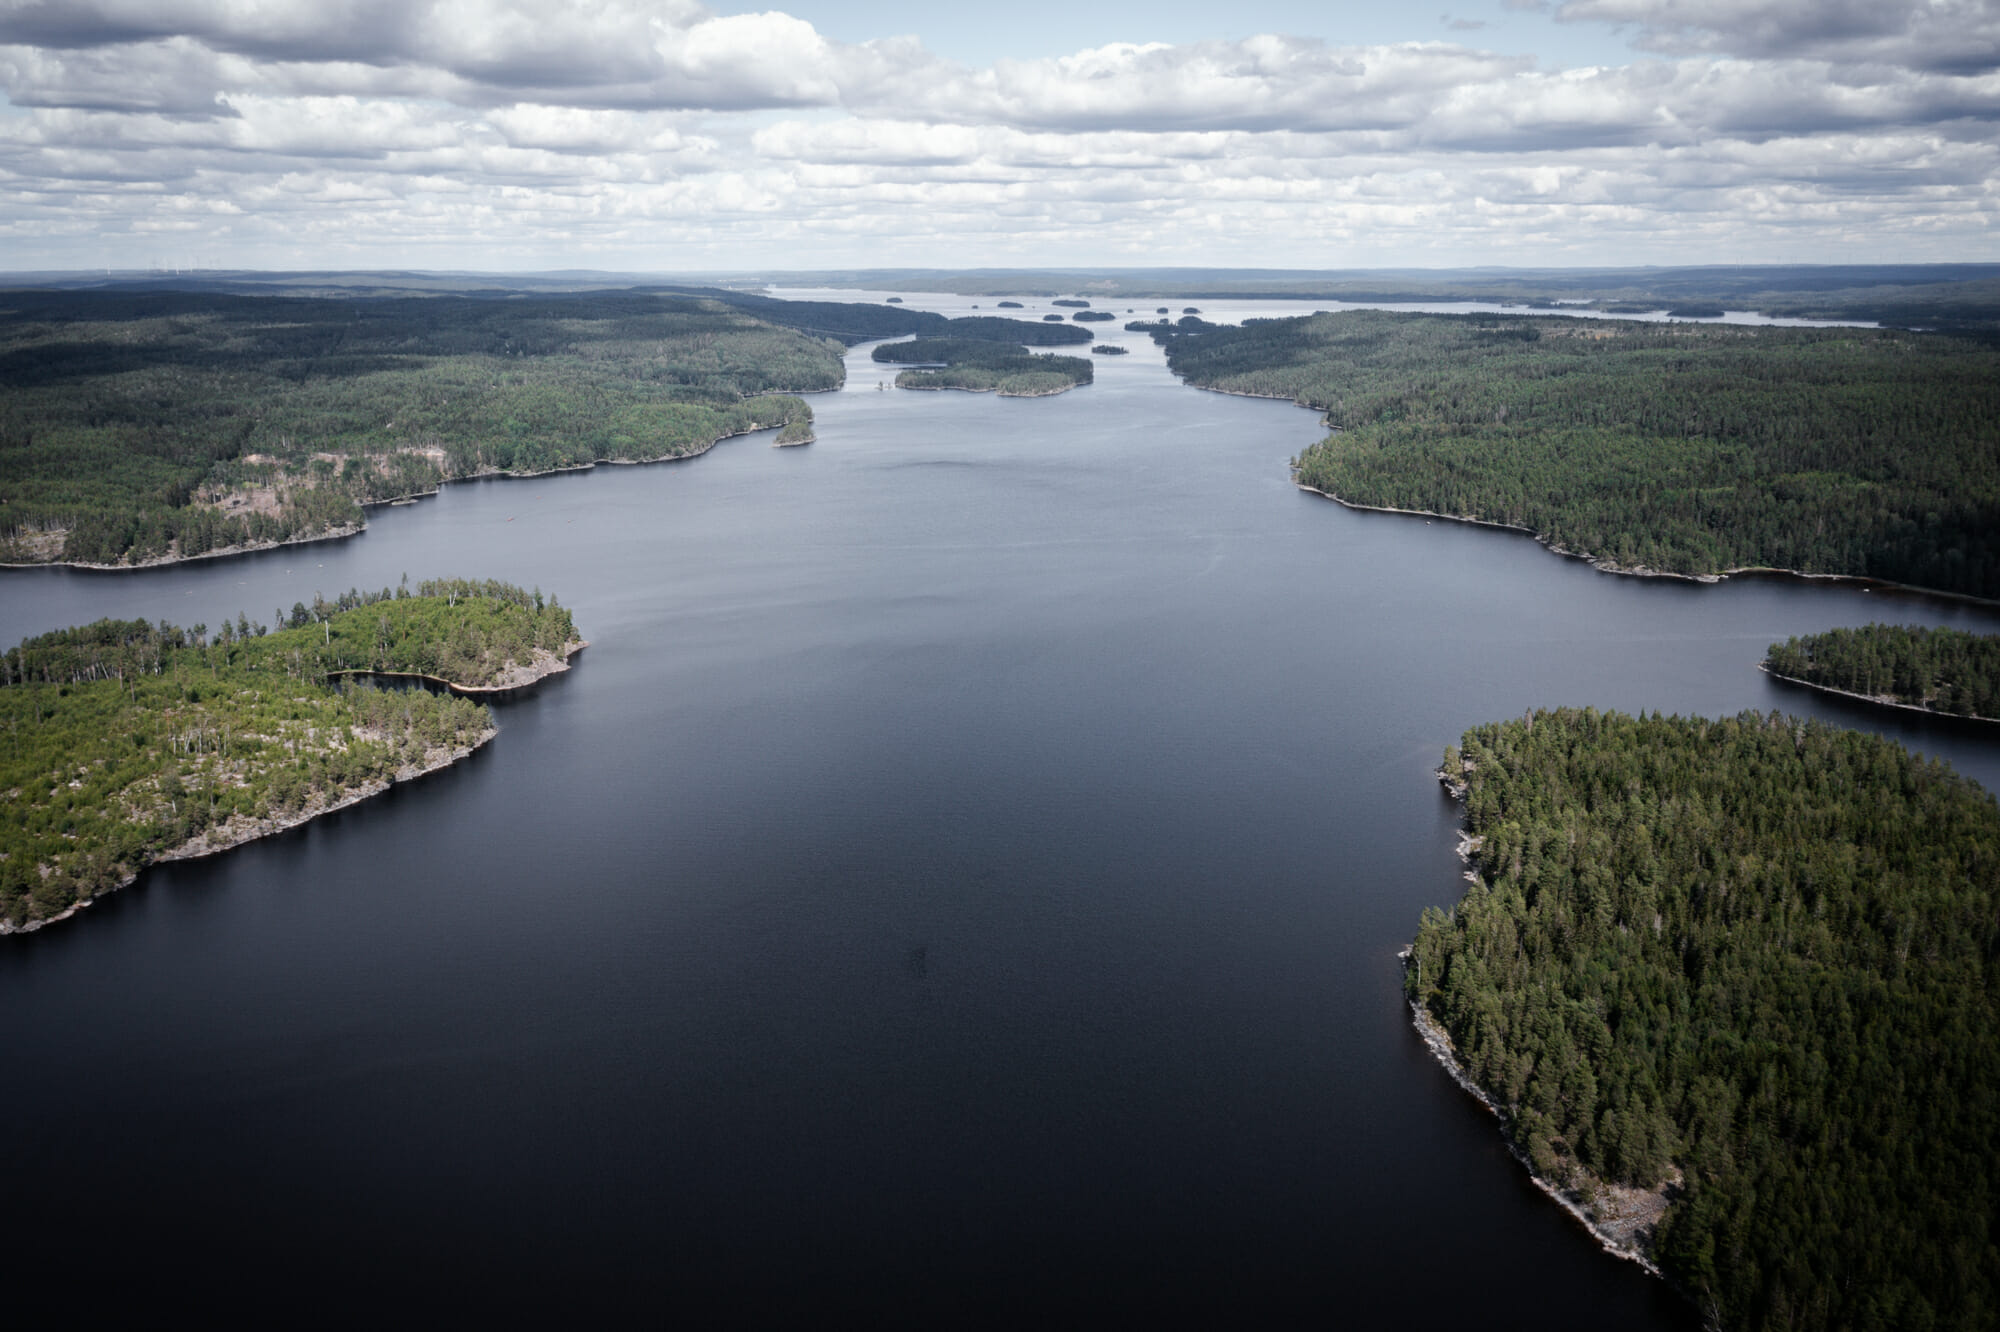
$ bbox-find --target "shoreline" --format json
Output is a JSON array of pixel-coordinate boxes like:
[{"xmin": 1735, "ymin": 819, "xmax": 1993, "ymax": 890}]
[
  {"xmin": 1297, "ymin": 482, "xmax": 2000, "ymax": 606},
  {"xmin": 1409, "ymin": 766, "xmax": 1676, "ymax": 1279},
  {"xmin": 1, "ymin": 419, "xmax": 800, "ymax": 575},
  {"xmin": 1401, "ymin": 980, "xmax": 1671, "ymax": 1279},
  {"xmin": 1, "ymin": 522, "xmax": 366, "ymax": 573},
  {"xmin": 894, "ymin": 381, "xmax": 1084, "ymax": 398},
  {"xmin": 1, "ymin": 727, "xmax": 496, "ymax": 937},
  {"xmin": 1759, "ymin": 663, "xmax": 2000, "ymax": 725},
  {"xmin": 323, "ymin": 638, "xmax": 588, "ymax": 696},
  {"xmin": 1, "ymin": 643, "xmax": 583, "ymax": 938},
  {"xmin": 1189, "ymin": 381, "xmax": 1312, "ymax": 405}
]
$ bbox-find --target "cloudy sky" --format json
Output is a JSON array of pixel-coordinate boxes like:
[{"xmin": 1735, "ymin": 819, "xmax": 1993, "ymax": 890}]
[{"xmin": 3, "ymin": 0, "xmax": 1996, "ymax": 272}]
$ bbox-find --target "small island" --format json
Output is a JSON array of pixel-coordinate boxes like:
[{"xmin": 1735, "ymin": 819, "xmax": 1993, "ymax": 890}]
[
  {"xmin": 1411, "ymin": 707, "xmax": 2000, "ymax": 1330},
  {"xmin": 1052, "ymin": 299, "xmax": 1090, "ymax": 308},
  {"xmin": 873, "ymin": 338, "xmax": 1093, "ymax": 397},
  {"xmin": 1072, "ymin": 310, "xmax": 1116, "ymax": 322},
  {"xmin": 997, "ymin": 301, "xmax": 1025, "ymax": 308},
  {"xmin": 0, "ymin": 579, "xmax": 584, "ymax": 934},
  {"xmin": 1765, "ymin": 623, "xmax": 2000, "ymax": 720},
  {"xmin": 1091, "ymin": 345, "xmax": 1129, "ymax": 355}
]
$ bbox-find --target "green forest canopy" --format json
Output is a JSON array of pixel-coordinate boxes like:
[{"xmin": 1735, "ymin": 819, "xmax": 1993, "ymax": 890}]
[
  {"xmin": 1766, "ymin": 624, "xmax": 2000, "ymax": 720},
  {"xmin": 1150, "ymin": 310, "xmax": 2000, "ymax": 599},
  {"xmin": 0, "ymin": 289, "xmax": 841, "ymax": 566},
  {"xmin": 1408, "ymin": 708, "xmax": 2000, "ymax": 1332},
  {"xmin": 1, "ymin": 579, "xmax": 580, "ymax": 930}
]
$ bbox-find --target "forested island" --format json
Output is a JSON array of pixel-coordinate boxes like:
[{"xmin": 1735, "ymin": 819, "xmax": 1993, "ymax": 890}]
[
  {"xmin": 0, "ymin": 289, "xmax": 861, "ymax": 569},
  {"xmin": 1147, "ymin": 310, "xmax": 2000, "ymax": 600},
  {"xmin": 1765, "ymin": 624, "xmax": 2000, "ymax": 720},
  {"xmin": 1408, "ymin": 708, "xmax": 2000, "ymax": 1331},
  {"xmin": 872, "ymin": 338, "xmax": 1093, "ymax": 396},
  {"xmin": 0, "ymin": 578, "xmax": 582, "ymax": 933}
]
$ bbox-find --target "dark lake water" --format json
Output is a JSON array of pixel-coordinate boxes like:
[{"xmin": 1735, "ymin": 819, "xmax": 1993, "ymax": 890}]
[{"xmin": 5, "ymin": 315, "xmax": 1997, "ymax": 1323}]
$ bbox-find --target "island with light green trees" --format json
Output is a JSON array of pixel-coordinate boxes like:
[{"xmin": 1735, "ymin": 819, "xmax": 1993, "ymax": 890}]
[{"xmin": 0, "ymin": 578, "xmax": 582, "ymax": 933}]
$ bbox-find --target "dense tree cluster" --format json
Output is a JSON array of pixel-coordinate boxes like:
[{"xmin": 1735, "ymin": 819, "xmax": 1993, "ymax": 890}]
[
  {"xmin": 873, "ymin": 338, "xmax": 1093, "ymax": 396},
  {"xmin": 1766, "ymin": 624, "xmax": 2000, "ymax": 719},
  {"xmin": 1408, "ymin": 708, "xmax": 2000, "ymax": 1331},
  {"xmin": 0, "ymin": 580, "xmax": 576, "ymax": 930},
  {"xmin": 0, "ymin": 289, "xmax": 840, "ymax": 567},
  {"xmin": 1149, "ymin": 311, "xmax": 2000, "ymax": 598}
]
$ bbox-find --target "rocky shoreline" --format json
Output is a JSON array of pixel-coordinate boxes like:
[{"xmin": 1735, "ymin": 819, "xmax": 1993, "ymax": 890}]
[
  {"xmin": 1409, "ymin": 763, "xmax": 1677, "ymax": 1277},
  {"xmin": 1, "ymin": 729, "xmax": 496, "ymax": 937},
  {"xmin": 1, "ymin": 522, "xmax": 366, "ymax": 572},
  {"xmin": 1402, "ymin": 980, "xmax": 1674, "ymax": 1276},
  {"xmin": 1, "ymin": 642, "xmax": 583, "ymax": 938},
  {"xmin": 1759, "ymin": 663, "xmax": 2000, "ymax": 724},
  {"xmin": 324, "ymin": 638, "xmax": 588, "ymax": 696},
  {"xmin": 2, "ymin": 419, "xmax": 800, "ymax": 573},
  {"xmin": 1297, "ymin": 480, "xmax": 2000, "ymax": 605}
]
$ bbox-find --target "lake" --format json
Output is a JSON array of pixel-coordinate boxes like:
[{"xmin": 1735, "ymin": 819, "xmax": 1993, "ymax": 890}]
[{"xmin": 4, "ymin": 301, "xmax": 1994, "ymax": 1323}]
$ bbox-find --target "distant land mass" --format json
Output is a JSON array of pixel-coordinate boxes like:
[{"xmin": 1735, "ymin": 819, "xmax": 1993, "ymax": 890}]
[
  {"xmin": 740, "ymin": 266, "xmax": 2000, "ymax": 335},
  {"xmin": 12, "ymin": 266, "xmax": 1997, "ymax": 333},
  {"xmin": 872, "ymin": 338, "xmax": 1093, "ymax": 397},
  {"xmin": 0, "ymin": 288, "xmax": 834, "ymax": 567},
  {"xmin": 0, "ymin": 281, "xmax": 1111, "ymax": 569},
  {"xmin": 1146, "ymin": 309, "xmax": 2000, "ymax": 601}
]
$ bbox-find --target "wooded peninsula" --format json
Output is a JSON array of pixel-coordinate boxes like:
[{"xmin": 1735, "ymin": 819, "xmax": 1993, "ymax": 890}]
[
  {"xmin": 0, "ymin": 289, "xmax": 841, "ymax": 568},
  {"xmin": 1409, "ymin": 707, "xmax": 2000, "ymax": 1332},
  {"xmin": 0, "ymin": 578, "xmax": 582, "ymax": 933},
  {"xmin": 1147, "ymin": 310, "xmax": 2000, "ymax": 600},
  {"xmin": 1765, "ymin": 624, "xmax": 2000, "ymax": 721}
]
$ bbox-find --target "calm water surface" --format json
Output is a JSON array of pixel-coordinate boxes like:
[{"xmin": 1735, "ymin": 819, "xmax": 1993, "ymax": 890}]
[{"xmin": 4, "ymin": 312, "xmax": 1993, "ymax": 1323}]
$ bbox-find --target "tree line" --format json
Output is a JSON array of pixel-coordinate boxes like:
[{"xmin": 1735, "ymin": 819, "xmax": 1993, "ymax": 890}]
[
  {"xmin": 1766, "ymin": 624, "xmax": 2000, "ymax": 720},
  {"xmin": 1146, "ymin": 310, "xmax": 2000, "ymax": 599}
]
